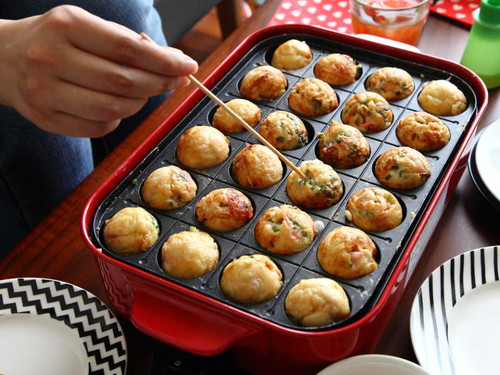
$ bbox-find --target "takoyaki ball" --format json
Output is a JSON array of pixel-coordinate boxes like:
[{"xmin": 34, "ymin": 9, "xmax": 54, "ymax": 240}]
[
  {"xmin": 286, "ymin": 159, "xmax": 343, "ymax": 210},
  {"xmin": 285, "ymin": 278, "xmax": 350, "ymax": 327},
  {"xmin": 365, "ymin": 67, "xmax": 414, "ymax": 101},
  {"xmin": 271, "ymin": 39, "xmax": 312, "ymax": 70},
  {"xmin": 288, "ymin": 78, "xmax": 339, "ymax": 117},
  {"xmin": 231, "ymin": 144, "xmax": 283, "ymax": 189},
  {"xmin": 318, "ymin": 121, "xmax": 370, "ymax": 169},
  {"xmin": 397, "ymin": 112, "xmax": 450, "ymax": 152},
  {"xmin": 375, "ymin": 147, "xmax": 431, "ymax": 190},
  {"xmin": 240, "ymin": 66, "xmax": 287, "ymax": 101},
  {"xmin": 195, "ymin": 188, "xmax": 253, "ymax": 232},
  {"xmin": 255, "ymin": 204, "xmax": 316, "ymax": 254},
  {"xmin": 258, "ymin": 111, "xmax": 308, "ymax": 150},
  {"xmin": 103, "ymin": 207, "xmax": 159, "ymax": 254},
  {"xmin": 220, "ymin": 254, "xmax": 283, "ymax": 305},
  {"xmin": 176, "ymin": 125, "xmax": 230, "ymax": 169},
  {"xmin": 314, "ymin": 53, "xmax": 360, "ymax": 86},
  {"xmin": 141, "ymin": 166, "xmax": 197, "ymax": 210},
  {"xmin": 161, "ymin": 228, "xmax": 219, "ymax": 279},
  {"xmin": 418, "ymin": 79, "xmax": 467, "ymax": 116},
  {"xmin": 212, "ymin": 99, "xmax": 262, "ymax": 133},
  {"xmin": 317, "ymin": 226, "xmax": 378, "ymax": 279},
  {"xmin": 345, "ymin": 187, "xmax": 403, "ymax": 232},
  {"xmin": 341, "ymin": 92, "xmax": 393, "ymax": 134}
]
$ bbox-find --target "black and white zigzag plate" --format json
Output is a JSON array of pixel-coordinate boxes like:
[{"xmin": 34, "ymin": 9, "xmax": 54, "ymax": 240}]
[
  {"xmin": 410, "ymin": 246, "xmax": 500, "ymax": 375},
  {"xmin": 0, "ymin": 278, "xmax": 127, "ymax": 375}
]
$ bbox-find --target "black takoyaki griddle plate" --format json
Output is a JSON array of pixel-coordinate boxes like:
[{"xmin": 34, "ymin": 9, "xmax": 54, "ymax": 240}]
[{"xmin": 90, "ymin": 31, "xmax": 478, "ymax": 331}]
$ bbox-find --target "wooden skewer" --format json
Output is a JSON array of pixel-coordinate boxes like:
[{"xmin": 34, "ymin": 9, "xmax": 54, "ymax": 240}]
[{"xmin": 140, "ymin": 32, "xmax": 307, "ymax": 179}]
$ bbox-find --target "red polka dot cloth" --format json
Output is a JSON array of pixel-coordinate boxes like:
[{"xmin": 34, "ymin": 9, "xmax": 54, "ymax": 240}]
[
  {"xmin": 267, "ymin": 0, "xmax": 480, "ymax": 31},
  {"xmin": 430, "ymin": 0, "xmax": 480, "ymax": 28},
  {"xmin": 267, "ymin": 0, "xmax": 354, "ymax": 34}
]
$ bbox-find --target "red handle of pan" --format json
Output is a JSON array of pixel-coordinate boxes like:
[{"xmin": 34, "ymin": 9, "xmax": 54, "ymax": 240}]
[{"xmin": 127, "ymin": 272, "xmax": 262, "ymax": 356}]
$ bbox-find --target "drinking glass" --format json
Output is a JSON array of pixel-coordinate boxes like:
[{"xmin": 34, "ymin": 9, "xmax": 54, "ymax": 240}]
[{"xmin": 350, "ymin": 0, "xmax": 430, "ymax": 46}]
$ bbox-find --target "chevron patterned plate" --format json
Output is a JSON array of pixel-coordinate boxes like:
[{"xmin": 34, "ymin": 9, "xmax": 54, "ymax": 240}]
[
  {"xmin": 410, "ymin": 246, "xmax": 500, "ymax": 375},
  {"xmin": 0, "ymin": 278, "xmax": 127, "ymax": 375}
]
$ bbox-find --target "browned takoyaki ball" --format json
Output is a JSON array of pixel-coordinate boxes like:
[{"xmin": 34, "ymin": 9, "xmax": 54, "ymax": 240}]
[
  {"xmin": 345, "ymin": 187, "xmax": 403, "ymax": 232},
  {"xmin": 365, "ymin": 67, "xmax": 415, "ymax": 101},
  {"xmin": 318, "ymin": 121, "xmax": 371, "ymax": 169},
  {"xmin": 417, "ymin": 80, "xmax": 467, "ymax": 116},
  {"xmin": 220, "ymin": 254, "xmax": 283, "ymax": 305},
  {"xmin": 141, "ymin": 166, "xmax": 197, "ymax": 210},
  {"xmin": 176, "ymin": 125, "xmax": 230, "ymax": 169},
  {"xmin": 240, "ymin": 66, "xmax": 287, "ymax": 101},
  {"xmin": 317, "ymin": 226, "xmax": 378, "ymax": 279},
  {"xmin": 258, "ymin": 111, "xmax": 309, "ymax": 150},
  {"xmin": 341, "ymin": 92, "xmax": 393, "ymax": 134},
  {"xmin": 271, "ymin": 39, "xmax": 313, "ymax": 70},
  {"xmin": 288, "ymin": 78, "xmax": 339, "ymax": 117},
  {"xmin": 396, "ymin": 112, "xmax": 451, "ymax": 151},
  {"xmin": 161, "ymin": 228, "xmax": 219, "ymax": 279},
  {"xmin": 212, "ymin": 99, "xmax": 262, "ymax": 133},
  {"xmin": 285, "ymin": 278, "xmax": 350, "ymax": 327},
  {"xmin": 314, "ymin": 53, "xmax": 360, "ymax": 86},
  {"xmin": 195, "ymin": 188, "xmax": 253, "ymax": 232},
  {"xmin": 254, "ymin": 204, "xmax": 316, "ymax": 254},
  {"xmin": 103, "ymin": 207, "xmax": 159, "ymax": 254},
  {"xmin": 231, "ymin": 144, "xmax": 283, "ymax": 189},
  {"xmin": 286, "ymin": 159, "xmax": 343, "ymax": 210},
  {"xmin": 374, "ymin": 147, "xmax": 431, "ymax": 189}
]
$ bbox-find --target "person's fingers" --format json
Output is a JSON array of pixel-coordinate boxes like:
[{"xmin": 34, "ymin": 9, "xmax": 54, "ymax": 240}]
[
  {"xmin": 165, "ymin": 46, "xmax": 184, "ymax": 54},
  {"xmin": 27, "ymin": 107, "xmax": 122, "ymax": 138},
  {"xmin": 43, "ymin": 6, "xmax": 198, "ymax": 76},
  {"xmin": 178, "ymin": 76, "xmax": 192, "ymax": 88},
  {"xmin": 56, "ymin": 45, "xmax": 185, "ymax": 98},
  {"xmin": 48, "ymin": 113, "xmax": 121, "ymax": 138},
  {"xmin": 17, "ymin": 72, "xmax": 147, "ymax": 136},
  {"xmin": 30, "ymin": 78, "xmax": 147, "ymax": 122}
]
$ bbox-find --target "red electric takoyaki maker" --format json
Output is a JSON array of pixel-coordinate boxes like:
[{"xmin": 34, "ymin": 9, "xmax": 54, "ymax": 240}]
[{"xmin": 81, "ymin": 25, "xmax": 488, "ymax": 374}]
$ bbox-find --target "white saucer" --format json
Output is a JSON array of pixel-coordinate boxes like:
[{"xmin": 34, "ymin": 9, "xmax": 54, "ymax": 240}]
[{"xmin": 317, "ymin": 354, "xmax": 430, "ymax": 375}]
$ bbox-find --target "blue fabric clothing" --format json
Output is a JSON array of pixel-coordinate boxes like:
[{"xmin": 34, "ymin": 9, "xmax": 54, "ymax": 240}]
[{"xmin": 0, "ymin": 0, "xmax": 168, "ymax": 258}]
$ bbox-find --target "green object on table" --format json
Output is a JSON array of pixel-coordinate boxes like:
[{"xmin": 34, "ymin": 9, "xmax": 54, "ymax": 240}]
[{"xmin": 460, "ymin": 0, "xmax": 500, "ymax": 89}]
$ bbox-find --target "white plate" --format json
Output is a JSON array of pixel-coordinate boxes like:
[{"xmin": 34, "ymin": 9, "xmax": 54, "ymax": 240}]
[
  {"xmin": 317, "ymin": 354, "xmax": 430, "ymax": 375},
  {"xmin": 475, "ymin": 118, "xmax": 500, "ymax": 203},
  {"xmin": 410, "ymin": 246, "xmax": 500, "ymax": 375},
  {"xmin": 0, "ymin": 278, "xmax": 127, "ymax": 375},
  {"xmin": 468, "ymin": 133, "xmax": 500, "ymax": 211}
]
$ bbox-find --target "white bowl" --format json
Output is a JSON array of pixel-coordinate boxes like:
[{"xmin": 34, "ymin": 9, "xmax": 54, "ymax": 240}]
[{"xmin": 317, "ymin": 354, "xmax": 430, "ymax": 375}]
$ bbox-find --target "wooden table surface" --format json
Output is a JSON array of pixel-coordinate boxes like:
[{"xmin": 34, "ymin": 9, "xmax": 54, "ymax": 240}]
[{"xmin": 1, "ymin": 0, "xmax": 499, "ymax": 373}]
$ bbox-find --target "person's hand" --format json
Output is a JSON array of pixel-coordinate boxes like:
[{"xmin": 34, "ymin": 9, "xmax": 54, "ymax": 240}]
[{"xmin": 0, "ymin": 5, "xmax": 198, "ymax": 137}]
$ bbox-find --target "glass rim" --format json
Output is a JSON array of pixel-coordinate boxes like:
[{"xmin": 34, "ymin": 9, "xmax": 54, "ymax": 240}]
[{"xmin": 351, "ymin": 0, "xmax": 429, "ymax": 11}]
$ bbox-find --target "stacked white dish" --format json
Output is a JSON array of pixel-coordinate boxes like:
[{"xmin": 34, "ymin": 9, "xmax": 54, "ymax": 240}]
[{"xmin": 468, "ymin": 118, "xmax": 500, "ymax": 211}]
